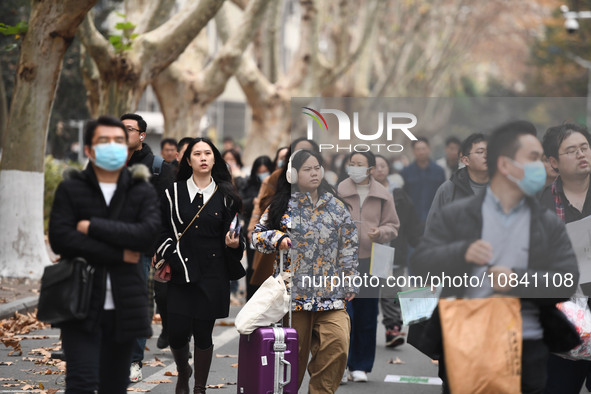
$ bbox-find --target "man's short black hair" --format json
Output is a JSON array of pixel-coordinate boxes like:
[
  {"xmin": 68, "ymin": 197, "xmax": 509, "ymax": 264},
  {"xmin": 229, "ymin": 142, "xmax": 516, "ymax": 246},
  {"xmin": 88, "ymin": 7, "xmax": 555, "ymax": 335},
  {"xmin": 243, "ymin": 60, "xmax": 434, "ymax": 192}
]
[
  {"xmin": 445, "ymin": 136, "xmax": 461, "ymax": 147},
  {"xmin": 486, "ymin": 120, "xmax": 537, "ymax": 178},
  {"xmin": 542, "ymin": 123, "xmax": 591, "ymax": 161},
  {"xmin": 177, "ymin": 137, "xmax": 194, "ymax": 152},
  {"xmin": 120, "ymin": 113, "xmax": 147, "ymax": 133},
  {"xmin": 460, "ymin": 133, "xmax": 487, "ymax": 157},
  {"xmin": 160, "ymin": 138, "xmax": 178, "ymax": 150},
  {"xmin": 83, "ymin": 115, "xmax": 127, "ymax": 147},
  {"xmin": 411, "ymin": 136, "xmax": 429, "ymax": 148}
]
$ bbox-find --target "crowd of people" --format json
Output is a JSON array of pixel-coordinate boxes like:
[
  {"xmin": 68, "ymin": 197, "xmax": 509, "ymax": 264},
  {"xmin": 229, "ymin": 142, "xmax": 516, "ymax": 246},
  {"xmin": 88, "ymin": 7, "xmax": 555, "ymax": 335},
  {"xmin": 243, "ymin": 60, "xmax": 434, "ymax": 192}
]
[{"xmin": 47, "ymin": 113, "xmax": 590, "ymax": 393}]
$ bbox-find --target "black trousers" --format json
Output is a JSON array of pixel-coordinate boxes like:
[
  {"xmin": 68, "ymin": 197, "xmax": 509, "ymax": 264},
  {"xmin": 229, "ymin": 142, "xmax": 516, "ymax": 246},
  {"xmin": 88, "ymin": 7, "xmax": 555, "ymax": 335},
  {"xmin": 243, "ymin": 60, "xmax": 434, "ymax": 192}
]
[
  {"xmin": 168, "ymin": 313, "xmax": 216, "ymax": 350},
  {"xmin": 545, "ymin": 354, "xmax": 591, "ymax": 394},
  {"xmin": 440, "ymin": 339, "xmax": 549, "ymax": 394},
  {"xmin": 61, "ymin": 311, "xmax": 134, "ymax": 394}
]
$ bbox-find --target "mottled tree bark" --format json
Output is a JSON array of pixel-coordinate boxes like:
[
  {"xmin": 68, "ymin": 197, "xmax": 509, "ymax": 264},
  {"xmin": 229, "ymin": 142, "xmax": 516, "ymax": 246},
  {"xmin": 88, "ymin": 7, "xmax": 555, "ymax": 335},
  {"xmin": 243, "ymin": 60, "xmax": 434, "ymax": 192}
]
[{"xmin": 0, "ymin": 0, "xmax": 97, "ymax": 278}]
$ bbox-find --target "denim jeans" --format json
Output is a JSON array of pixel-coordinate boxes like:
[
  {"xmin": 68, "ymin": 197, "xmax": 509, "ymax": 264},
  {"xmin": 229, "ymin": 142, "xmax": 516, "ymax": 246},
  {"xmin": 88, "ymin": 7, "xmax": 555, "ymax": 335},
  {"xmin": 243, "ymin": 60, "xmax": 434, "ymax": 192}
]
[
  {"xmin": 131, "ymin": 255, "xmax": 151, "ymax": 363},
  {"xmin": 346, "ymin": 296, "xmax": 379, "ymax": 372}
]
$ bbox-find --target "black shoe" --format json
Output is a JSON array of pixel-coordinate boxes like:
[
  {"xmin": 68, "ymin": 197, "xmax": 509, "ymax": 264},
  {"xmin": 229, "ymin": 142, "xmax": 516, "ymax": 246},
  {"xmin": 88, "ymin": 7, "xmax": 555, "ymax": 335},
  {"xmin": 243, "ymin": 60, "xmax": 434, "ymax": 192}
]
[
  {"xmin": 51, "ymin": 351, "xmax": 65, "ymax": 360},
  {"xmin": 157, "ymin": 332, "xmax": 169, "ymax": 349},
  {"xmin": 385, "ymin": 326, "xmax": 405, "ymax": 348}
]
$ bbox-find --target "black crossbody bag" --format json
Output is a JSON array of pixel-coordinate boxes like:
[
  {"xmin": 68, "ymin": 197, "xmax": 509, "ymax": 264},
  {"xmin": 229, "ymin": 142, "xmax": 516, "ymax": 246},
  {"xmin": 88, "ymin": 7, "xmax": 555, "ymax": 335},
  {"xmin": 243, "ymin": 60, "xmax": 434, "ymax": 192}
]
[{"xmin": 37, "ymin": 185, "xmax": 127, "ymax": 325}]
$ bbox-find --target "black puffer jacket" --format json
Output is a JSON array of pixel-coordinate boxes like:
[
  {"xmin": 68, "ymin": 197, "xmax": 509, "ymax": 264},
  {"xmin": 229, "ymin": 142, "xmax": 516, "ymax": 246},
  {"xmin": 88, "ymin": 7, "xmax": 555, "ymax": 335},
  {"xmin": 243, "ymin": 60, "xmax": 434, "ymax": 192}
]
[{"xmin": 48, "ymin": 164, "xmax": 161, "ymax": 341}]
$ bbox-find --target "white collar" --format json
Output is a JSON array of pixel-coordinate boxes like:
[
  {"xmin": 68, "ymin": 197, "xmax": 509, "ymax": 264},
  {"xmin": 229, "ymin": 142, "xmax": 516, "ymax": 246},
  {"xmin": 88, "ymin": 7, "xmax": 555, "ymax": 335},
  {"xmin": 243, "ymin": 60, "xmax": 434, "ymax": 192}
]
[{"xmin": 187, "ymin": 176, "xmax": 216, "ymax": 203}]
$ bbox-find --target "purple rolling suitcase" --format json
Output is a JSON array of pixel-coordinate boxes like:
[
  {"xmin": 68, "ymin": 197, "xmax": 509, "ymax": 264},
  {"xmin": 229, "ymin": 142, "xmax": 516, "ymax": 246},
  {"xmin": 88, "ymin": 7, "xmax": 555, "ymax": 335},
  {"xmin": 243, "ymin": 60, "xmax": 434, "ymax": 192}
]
[
  {"xmin": 237, "ymin": 251, "xmax": 299, "ymax": 393},
  {"xmin": 237, "ymin": 326, "xmax": 299, "ymax": 393}
]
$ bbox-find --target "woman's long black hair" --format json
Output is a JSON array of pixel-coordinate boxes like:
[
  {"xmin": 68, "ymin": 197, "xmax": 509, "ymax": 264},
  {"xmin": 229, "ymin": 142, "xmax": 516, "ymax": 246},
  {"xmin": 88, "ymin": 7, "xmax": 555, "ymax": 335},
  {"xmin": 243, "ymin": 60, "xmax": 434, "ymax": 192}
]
[
  {"xmin": 266, "ymin": 149, "xmax": 346, "ymax": 230},
  {"xmin": 247, "ymin": 155, "xmax": 274, "ymax": 186},
  {"xmin": 177, "ymin": 137, "xmax": 242, "ymax": 213}
]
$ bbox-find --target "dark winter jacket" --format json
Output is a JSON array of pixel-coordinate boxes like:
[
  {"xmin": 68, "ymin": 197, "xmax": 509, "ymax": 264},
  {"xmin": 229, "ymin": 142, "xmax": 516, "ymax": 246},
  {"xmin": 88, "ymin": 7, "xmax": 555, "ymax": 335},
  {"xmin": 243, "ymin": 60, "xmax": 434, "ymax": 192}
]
[
  {"xmin": 410, "ymin": 192, "xmax": 581, "ymax": 358},
  {"xmin": 401, "ymin": 160, "xmax": 445, "ymax": 228},
  {"xmin": 391, "ymin": 188, "xmax": 421, "ymax": 268},
  {"xmin": 425, "ymin": 167, "xmax": 486, "ymax": 229},
  {"xmin": 156, "ymin": 180, "xmax": 244, "ymax": 318},
  {"xmin": 127, "ymin": 143, "xmax": 175, "ymax": 198},
  {"xmin": 48, "ymin": 164, "xmax": 161, "ymax": 341}
]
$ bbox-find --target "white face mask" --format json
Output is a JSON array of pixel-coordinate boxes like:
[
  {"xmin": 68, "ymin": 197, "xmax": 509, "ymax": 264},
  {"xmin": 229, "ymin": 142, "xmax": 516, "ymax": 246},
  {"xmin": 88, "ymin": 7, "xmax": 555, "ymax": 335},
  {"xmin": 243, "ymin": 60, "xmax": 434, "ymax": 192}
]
[{"xmin": 347, "ymin": 166, "xmax": 369, "ymax": 184}]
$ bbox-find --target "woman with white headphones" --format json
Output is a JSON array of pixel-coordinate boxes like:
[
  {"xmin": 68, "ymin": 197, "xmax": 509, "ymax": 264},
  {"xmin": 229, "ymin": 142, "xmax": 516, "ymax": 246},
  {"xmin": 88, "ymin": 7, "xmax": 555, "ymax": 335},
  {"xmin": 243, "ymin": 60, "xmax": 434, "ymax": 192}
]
[{"xmin": 252, "ymin": 149, "xmax": 360, "ymax": 393}]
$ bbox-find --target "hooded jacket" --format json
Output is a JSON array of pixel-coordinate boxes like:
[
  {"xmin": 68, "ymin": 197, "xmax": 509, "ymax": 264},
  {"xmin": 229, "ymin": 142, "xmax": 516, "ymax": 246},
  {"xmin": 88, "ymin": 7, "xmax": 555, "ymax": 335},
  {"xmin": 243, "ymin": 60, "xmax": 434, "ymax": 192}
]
[{"xmin": 48, "ymin": 164, "xmax": 160, "ymax": 341}]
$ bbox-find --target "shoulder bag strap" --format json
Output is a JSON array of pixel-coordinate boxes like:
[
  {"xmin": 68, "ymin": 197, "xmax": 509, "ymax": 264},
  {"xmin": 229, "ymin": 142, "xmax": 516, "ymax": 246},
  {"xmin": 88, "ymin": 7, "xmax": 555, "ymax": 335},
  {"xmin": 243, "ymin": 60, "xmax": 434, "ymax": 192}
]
[{"xmin": 177, "ymin": 185, "xmax": 218, "ymax": 243}]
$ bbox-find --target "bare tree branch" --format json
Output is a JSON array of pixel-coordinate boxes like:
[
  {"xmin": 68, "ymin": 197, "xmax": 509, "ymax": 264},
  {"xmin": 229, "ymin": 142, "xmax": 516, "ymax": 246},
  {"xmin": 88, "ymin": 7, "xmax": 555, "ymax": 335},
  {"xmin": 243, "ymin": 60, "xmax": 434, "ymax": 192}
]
[
  {"xmin": 78, "ymin": 11, "xmax": 115, "ymax": 72},
  {"xmin": 138, "ymin": 0, "xmax": 225, "ymax": 76},
  {"xmin": 230, "ymin": 0, "xmax": 248, "ymax": 10},
  {"xmin": 215, "ymin": 4, "xmax": 274, "ymax": 106},
  {"xmin": 281, "ymin": 0, "xmax": 318, "ymax": 90},
  {"xmin": 318, "ymin": 0, "xmax": 383, "ymax": 90},
  {"xmin": 201, "ymin": 0, "xmax": 271, "ymax": 95}
]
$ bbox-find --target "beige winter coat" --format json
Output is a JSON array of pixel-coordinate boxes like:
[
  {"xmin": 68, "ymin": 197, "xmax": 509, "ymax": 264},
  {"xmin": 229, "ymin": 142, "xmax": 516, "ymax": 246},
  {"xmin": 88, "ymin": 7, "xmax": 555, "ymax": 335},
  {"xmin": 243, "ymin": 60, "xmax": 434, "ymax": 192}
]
[{"xmin": 338, "ymin": 177, "xmax": 399, "ymax": 259}]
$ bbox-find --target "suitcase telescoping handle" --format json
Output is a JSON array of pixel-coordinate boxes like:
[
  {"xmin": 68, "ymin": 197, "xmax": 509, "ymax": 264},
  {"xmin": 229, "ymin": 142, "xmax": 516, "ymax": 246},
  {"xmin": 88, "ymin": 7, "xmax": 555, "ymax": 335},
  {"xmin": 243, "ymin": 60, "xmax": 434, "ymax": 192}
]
[{"xmin": 279, "ymin": 250, "xmax": 292, "ymax": 328}]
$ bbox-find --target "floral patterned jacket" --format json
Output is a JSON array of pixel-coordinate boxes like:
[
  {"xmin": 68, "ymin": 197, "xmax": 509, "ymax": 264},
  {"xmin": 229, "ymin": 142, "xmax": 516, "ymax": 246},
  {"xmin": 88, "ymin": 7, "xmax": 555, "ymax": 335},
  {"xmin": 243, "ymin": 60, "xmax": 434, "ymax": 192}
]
[{"xmin": 253, "ymin": 191, "xmax": 359, "ymax": 311}]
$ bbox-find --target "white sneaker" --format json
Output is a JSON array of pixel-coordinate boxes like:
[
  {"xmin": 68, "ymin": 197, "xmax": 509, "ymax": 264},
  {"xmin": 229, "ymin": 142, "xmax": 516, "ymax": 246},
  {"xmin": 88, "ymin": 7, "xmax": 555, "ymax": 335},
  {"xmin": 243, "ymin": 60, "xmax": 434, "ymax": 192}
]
[
  {"xmin": 340, "ymin": 369, "xmax": 349, "ymax": 385},
  {"xmin": 350, "ymin": 370, "xmax": 368, "ymax": 382},
  {"xmin": 130, "ymin": 361, "xmax": 143, "ymax": 383}
]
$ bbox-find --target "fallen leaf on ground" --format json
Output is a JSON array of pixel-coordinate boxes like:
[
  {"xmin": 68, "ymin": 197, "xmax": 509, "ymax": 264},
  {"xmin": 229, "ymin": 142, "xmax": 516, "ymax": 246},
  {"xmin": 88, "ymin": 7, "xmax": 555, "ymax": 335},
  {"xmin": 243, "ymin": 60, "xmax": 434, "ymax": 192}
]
[
  {"xmin": 216, "ymin": 321, "xmax": 235, "ymax": 326},
  {"xmin": 145, "ymin": 357, "xmax": 165, "ymax": 367},
  {"xmin": 206, "ymin": 384, "xmax": 225, "ymax": 388},
  {"xmin": 215, "ymin": 354, "xmax": 237, "ymax": 358},
  {"xmin": 164, "ymin": 371, "xmax": 178, "ymax": 377},
  {"xmin": 431, "ymin": 360, "xmax": 439, "ymax": 365},
  {"xmin": 231, "ymin": 363, "xmax": 238, "ymax": 368},
  {"xmin": 0, "ymin": 362, "xmax": 14, "ymax": 366},
  {"xmin": 127, "ymin": 388, "xmax": 150, "ymax": 392},
  {"xmin": 145, "ymin": 379, "xmax": 172, "ymax": 384},
  {"xmin": 388, "ymin": 357, "xmax": 406, "ymax": 364},
  {"xmin": 226, "ymin": 382, "xmax": 237, "ymax": 385}
]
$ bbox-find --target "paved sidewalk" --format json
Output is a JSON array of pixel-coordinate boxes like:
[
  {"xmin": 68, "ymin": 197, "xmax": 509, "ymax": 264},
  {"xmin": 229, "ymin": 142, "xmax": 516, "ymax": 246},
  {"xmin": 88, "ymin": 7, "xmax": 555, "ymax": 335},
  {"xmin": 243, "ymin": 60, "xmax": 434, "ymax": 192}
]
[{"xmin": 0, "ymin": 277, "xmax": 40, "ymax": 320}]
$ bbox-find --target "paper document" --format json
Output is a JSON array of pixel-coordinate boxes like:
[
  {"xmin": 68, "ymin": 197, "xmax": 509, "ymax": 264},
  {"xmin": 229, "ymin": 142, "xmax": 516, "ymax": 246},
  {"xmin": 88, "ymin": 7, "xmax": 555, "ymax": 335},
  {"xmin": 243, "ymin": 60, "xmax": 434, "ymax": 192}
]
[
  {"xmin": 384, "ymin": 375, "xmax": 443, "ymax": 385},
  {"xmin": 398, "ymin": 286, "xmax": 442, "ymax": 326},
  {"xmin": 566, "ymin": 216, "xmax": 591, "ymax": 283},
  {"xmin": 370, "ymin": 243, "xmax": 395, "ymax": 278}
]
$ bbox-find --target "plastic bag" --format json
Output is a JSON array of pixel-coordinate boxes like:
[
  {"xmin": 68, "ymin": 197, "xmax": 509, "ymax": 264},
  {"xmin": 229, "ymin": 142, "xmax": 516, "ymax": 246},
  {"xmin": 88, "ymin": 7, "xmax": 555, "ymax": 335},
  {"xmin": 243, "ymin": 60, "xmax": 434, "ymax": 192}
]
[{"xmin": 556, "ymin": 295, "xmax": 591, "ymax": 361}]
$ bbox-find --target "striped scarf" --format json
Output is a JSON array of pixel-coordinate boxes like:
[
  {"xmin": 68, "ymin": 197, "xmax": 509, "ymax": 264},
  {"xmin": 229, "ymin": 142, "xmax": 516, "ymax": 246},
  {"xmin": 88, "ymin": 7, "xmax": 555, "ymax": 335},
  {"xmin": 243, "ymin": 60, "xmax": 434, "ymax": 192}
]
[{"xmin": 552, "ymin": 177, "xmax": 566, "ymax": 222}]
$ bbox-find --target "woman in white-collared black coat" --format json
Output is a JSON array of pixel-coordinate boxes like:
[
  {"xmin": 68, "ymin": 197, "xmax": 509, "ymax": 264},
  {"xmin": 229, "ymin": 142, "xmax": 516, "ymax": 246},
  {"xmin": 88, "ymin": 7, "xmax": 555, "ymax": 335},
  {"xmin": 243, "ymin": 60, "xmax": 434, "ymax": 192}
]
[{"xmin": 155, "ymin": 138, "xmax": 244, "ymax": 394}]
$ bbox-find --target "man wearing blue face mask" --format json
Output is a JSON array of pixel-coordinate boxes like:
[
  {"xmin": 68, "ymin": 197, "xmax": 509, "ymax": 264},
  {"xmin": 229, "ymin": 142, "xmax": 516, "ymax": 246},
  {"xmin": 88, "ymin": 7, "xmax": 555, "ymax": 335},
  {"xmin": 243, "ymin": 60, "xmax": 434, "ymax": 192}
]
[
  {"xmin": 411, "ymin": 120, "xmax": 580, "ymax": 394},
  {"xmin": 48, "ymin": 116, "xmax": 160, "ymax": 393}
]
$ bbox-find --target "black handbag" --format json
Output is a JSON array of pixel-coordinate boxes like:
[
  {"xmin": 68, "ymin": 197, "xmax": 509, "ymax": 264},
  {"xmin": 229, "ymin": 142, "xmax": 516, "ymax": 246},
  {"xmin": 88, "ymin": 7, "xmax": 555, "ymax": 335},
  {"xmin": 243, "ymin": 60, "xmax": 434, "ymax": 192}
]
[
  {"xmin": 37, "ymin": 257, "xmax": 95, "ymax": 324},
  {"xmin": 226, "ymin": 255, "xmax": 246, "ymax": 280}
]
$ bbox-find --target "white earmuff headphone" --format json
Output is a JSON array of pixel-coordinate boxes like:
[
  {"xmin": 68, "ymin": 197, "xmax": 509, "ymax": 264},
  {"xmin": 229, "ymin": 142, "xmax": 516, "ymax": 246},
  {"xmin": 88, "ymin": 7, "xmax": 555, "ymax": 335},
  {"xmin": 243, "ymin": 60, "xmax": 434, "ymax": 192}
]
[{"xmin": 286, "ymin": 150, "xmax": 325, "ymax": 184}]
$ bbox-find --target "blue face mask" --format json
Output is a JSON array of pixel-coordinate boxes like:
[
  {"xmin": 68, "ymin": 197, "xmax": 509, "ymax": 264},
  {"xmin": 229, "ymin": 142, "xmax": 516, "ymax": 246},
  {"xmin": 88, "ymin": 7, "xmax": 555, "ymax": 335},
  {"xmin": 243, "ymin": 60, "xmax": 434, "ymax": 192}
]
[
  {"xmin": 257, "ymin": 172, "xmax": 270, "ymax": 182},
  {"xmin": 507, "ymin": 159, "xmax": 546, "ymax": 196},
  {"xmin": 92, "ymin": 143, "xmax": 128, "ymax": 171}
]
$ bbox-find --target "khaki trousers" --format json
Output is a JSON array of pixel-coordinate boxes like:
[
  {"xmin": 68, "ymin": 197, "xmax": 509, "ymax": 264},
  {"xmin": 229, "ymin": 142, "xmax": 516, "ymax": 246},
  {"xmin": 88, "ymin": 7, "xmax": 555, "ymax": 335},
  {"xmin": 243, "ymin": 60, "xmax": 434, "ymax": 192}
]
[{"xmin": 291, "ymin": 309, "xmax": 351, "ymax": 394}]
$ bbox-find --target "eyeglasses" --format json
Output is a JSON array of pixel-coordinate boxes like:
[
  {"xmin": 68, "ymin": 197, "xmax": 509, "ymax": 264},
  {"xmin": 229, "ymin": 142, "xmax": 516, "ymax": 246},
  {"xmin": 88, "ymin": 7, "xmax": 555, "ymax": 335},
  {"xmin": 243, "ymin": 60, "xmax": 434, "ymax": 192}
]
[
  {"xmin": 559, "ymin": 143, "xmax": 590, "ymax": 157},
  {"xmin": 125, "ymin": 126, "xmax": 141, "ymax": 133}
]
